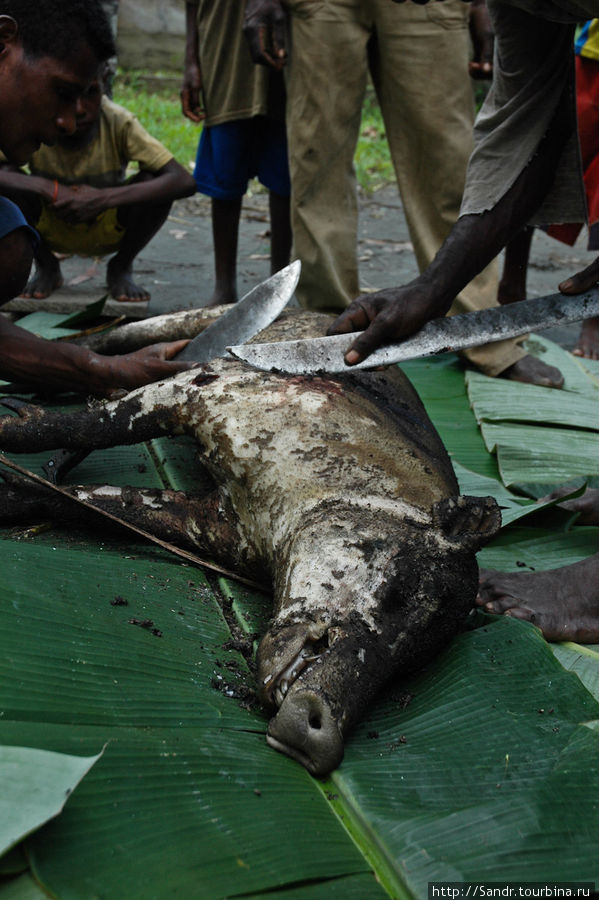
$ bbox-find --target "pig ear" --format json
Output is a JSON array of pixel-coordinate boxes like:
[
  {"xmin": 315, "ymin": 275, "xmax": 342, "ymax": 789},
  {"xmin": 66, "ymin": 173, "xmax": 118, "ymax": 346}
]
[{"xmin": 432, "ymin": 495, "xmax": 501, "ymax": 551}]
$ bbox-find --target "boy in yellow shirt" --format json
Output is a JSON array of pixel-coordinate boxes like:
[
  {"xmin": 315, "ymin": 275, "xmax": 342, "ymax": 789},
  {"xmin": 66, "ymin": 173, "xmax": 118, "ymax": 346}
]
[{"xmin": 0, "ymin": 69, "xmax": 196, "ymax": 302}]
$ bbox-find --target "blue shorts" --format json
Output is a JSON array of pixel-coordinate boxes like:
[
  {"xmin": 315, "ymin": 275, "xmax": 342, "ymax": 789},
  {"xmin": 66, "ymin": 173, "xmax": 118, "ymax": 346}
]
[
  {"xmin": 194, "ymin": 117, "xmax": 291, "ymax": 201},
  {"xmin": 0, "ymin": 196, "xmax": 38, "ymax": 245}
]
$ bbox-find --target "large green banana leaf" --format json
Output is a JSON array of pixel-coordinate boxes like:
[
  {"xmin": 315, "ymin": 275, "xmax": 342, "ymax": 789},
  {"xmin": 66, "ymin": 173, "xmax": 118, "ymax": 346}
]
[
  {"xmin": 0, "ymin": 747, "xmax": 101, "ymax": 856},
  {"xmin": 464, "ymin": 336, "xmax": 599, "ymax": 487},
  {"xmin": 0, "ymin": 544, "xmax": 597, "ymax": 898},
  {"xmin": 0, "ymin": 320, "xmax": 597, "ymax": 898},
  {"xmin": 452, "ymin": 460, "xmax": 586, "ymax": 526},
  {"xmin": 466, "ymin": 370, "xmax": 599, "ymax": 429}
]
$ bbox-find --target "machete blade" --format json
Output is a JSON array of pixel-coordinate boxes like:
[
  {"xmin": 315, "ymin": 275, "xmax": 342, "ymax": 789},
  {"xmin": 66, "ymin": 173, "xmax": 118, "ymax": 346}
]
[
  {"xmin": 228, "ymin": 288, "xmax": 599, "ymax": 374},
  {"xmin": 176, "ymin": 259, "xmax": 301, "ymax": 362}
]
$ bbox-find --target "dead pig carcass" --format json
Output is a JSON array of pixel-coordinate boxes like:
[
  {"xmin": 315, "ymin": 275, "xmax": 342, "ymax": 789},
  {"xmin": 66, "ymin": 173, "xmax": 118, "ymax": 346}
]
[{"xmin": 0, "ymin": 311, "xmax": 500, "ymax": 775}]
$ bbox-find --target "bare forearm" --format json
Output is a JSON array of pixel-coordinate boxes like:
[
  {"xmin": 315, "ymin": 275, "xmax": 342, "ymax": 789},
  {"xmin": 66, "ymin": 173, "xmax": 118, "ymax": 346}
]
[
  {"xmin": 98, "ymin": 166, "xmax": 196, "ymax": 210},
  {"xmin": 329, "ymin": 103, "xmax": 575, "ymax": 363},
  {"xmin": 185, "ymin": 2, "xmax": 199, "ymax": 64},
  {"xmin": 181, "ymin": 3, "xmax": 203, "ymax": 122},
  {"xmin": 0, "ymin": 319, "xmax": 119, "ymax": 394},
  {"xmin": 420, "ymin": 110, "xmax": 573, "ymax": 316},
  {"xmin": 0, "ymin": 168, "xmax": 55, "ymax": 204},
  {"xmin": 0, "ymin": 318, "xmax": 195, "ymax": 395}
]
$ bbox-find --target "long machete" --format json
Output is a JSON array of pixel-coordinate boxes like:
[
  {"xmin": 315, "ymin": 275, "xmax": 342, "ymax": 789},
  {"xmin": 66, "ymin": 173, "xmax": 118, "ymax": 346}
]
[
  {"xmin": 176, "ymin": 259, "xmax": 300, "ymax": 361},
  {"xmin": 227, "ymin": 288, "xmax": 599, "ymax": 374}
]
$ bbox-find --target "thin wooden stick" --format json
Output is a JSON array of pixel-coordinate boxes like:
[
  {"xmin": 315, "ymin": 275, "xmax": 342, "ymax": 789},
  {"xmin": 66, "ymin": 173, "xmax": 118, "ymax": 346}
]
[{"xmin": 0, "ymin": 453, "xmax": 267, "ymax": 592}]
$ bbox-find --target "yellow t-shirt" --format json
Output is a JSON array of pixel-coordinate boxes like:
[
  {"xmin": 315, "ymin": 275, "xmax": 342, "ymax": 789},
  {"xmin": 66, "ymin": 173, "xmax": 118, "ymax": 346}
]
[{"xmin": 27, "ymin": 96, "xmax": 173, "ymax": 188}]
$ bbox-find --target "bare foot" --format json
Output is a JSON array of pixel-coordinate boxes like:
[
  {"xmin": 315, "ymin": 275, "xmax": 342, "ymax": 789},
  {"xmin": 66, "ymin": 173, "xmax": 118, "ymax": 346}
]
[
  {"xmin": 538, "ymin": 485, "xmax": 599, "ymax": 525},
  {"xmin": 477, "ymin": 554, "xmax": 599, "ymax": 642},
  {"xmin": 573, "ymin": 316, "xmax": 599, "ymax": 360},
  {"xmin": 499, "ymin": 354, "xmax": 564, "ymax": 389},
  {"xmin": 106, "ymin": 258, "xmax": 150, "ymax": 303},
  {"xmin": 205, "ymin": 279, "xmax": 238, "ymax": 306},
  {"xmin": 21, "ymin": 262, "xmax": 64, "ymax": 299}
]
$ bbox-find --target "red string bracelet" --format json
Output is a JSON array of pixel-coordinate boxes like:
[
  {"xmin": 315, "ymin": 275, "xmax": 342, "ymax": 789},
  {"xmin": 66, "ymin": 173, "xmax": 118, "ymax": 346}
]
[{"xmin": 51, "ymin": 180, "xmax": 59, "ymax": 203}]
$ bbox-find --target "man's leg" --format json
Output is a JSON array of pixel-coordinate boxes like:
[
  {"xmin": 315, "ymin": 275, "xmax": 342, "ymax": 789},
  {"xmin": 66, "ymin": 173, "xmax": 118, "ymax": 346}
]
[
  {"xmin": 100, "ymin": 0, "xmax": 119, "ymax": 98},
  {"xmin": 210, "ymin": 196, "xmax": 243, "ymax": 305},
  {"xmin": 574, "ymin": 317, "xmax": 599, "ymax": 359},
  {"xmin": 0, "ymin": 228, "xmax": 35, "ymax": 305},
  {"xmin": 22, "ymin": 237, "xmax": 64, "ymax": 299},
  {"xmin": 0, "ymin": 198, "xmax": 37, "ymax": 303},
  {"xmin": 286, "ymin": 0, "xmax": 369, "ymax": 312},
  {"xmin": 269, "ymin": 190, "xmax": 292, "ymax": 276},
  {"xmin": 373, "ymin": 0, "xmax": 561, "ymax": 386},
  {"xmin": 108, "ymin": 172, "xmax": 172, "ymax": 302},
  {"xmin": 0, "ymin": 189, "xmax": 64, "ymax": 299},
  {"xmin": 570, "ymin": 55, "xmax": 599, "ymax": 360},
  {"xmin": 255, "ymin": 117, "xmax": 292, "ymax": 276},
  {"xmin": 498, "ymin": 226, "xmax": 534, "ymax": 306}
]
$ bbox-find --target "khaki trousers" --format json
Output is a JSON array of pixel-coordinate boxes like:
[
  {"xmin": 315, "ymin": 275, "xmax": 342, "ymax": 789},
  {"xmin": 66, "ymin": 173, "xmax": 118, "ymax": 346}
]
[{"xmin": 285, "ymin": 0, "xmax": 525, "ymax": 375}]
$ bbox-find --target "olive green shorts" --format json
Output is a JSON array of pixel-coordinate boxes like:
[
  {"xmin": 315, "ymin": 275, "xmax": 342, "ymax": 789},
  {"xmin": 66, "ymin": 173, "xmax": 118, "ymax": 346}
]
[{"xmin": 36, "ymin": 204, "xmax": 125, "ymax": 256}]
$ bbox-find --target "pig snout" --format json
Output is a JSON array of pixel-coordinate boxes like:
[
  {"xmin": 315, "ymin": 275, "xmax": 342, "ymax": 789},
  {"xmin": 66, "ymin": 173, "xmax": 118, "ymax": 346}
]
[
  {"xmin": 259, "ymin": 625, "xmax": 392, "ymax": 776},
  {"xmin": 257, "ymin": 623, "xmax": 354, "ymax": 775},
  {"xmin": 266, "ymin": 689, "xmax": 344, "ymax": 777}
]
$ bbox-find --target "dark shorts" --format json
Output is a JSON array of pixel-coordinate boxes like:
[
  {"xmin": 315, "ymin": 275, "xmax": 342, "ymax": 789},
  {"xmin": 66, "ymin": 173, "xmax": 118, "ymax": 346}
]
[
  {"xmin": 194, "ymin": 117, "xmax": 291, "ymax": 201},
  {"xmin": 0, "ymin": 196, "xmax": 38, "ymax": 245}
]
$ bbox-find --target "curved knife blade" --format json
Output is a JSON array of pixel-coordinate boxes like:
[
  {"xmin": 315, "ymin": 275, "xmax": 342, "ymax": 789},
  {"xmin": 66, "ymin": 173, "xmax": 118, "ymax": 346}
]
[
  {"xmin": 228, "ymin": 288, "xmax": 599, "ymax": 374},
  {"xmin": 176, "ymin": 259, "xmax": 301, "ymax": 362},
  {"xmin": 41, "ymin": 261, "xmax": 301, "ymax": 483}
]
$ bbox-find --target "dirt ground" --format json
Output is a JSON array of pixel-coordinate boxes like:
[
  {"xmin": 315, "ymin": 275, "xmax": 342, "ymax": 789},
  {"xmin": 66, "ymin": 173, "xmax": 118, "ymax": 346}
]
[{"xmin": 10, "ymin": 183, "xmax": 599, "ymax": 350}]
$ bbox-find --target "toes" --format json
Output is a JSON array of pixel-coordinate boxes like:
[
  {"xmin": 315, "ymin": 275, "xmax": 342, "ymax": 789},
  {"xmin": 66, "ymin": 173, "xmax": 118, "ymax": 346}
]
[
  {"xmin": 477, "ymin": 573, "xmax": 522, "ymax": 613},
  {"xmin": 504, "ymin": 606, "xmax": 535, "ymax": 623},
  {"xmin": 478, "ymin": 593, "xmax": 521, "ymax": 614},
  {"xmin": 113, "ymin": 288, "xmax": 150, "ymax": 303}
]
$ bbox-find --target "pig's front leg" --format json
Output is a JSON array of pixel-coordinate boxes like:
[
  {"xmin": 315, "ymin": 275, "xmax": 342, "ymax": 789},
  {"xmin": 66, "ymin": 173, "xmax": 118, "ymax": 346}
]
[{"xmin": 0, "ymin": 394, "xmax": 179, "ymax": 454}]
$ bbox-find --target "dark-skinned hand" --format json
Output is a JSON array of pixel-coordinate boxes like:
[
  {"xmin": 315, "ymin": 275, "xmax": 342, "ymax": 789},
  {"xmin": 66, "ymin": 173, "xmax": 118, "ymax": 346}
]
[
  {"xmin": 181, "ymin": 58, "xmax": 205, "ymax": 123},
  {"xmin": 327, "ymin": 280, "xmax": 443, "ymax": 365},
  {"xmin": 469, "ymin": 0, "xmax": 493, "ymax": 79},
  {"xmin": 101, "ymin": 340, "xmax": 198, "ymax": 395},
  {"xmin": 243, "ymin": 0, "xmax": 288, "ymax": 69},
  {"xmin": 52, "ymin": 184, "xmax": 109, "ymax": 224}
]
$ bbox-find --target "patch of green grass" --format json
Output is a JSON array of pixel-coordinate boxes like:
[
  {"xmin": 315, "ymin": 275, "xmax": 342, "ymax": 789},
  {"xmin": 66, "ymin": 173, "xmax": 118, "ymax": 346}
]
[
  {"xmin": 355, "ymin": 87, "xmax": 395, "ymax": 191},
  {"xmin": 113, "ymin": 70, "xmax": 395, "ymax": 192},
  {"xmin": 113, "ymin": 69, "xmax": 200, "ymax": 173}
]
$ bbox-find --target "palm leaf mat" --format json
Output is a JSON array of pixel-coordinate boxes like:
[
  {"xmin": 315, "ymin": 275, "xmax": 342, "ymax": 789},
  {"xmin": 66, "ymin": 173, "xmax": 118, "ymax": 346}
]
[{"xmin": 0, "ymin": 319, "xmax": 598, "ymax": 898}]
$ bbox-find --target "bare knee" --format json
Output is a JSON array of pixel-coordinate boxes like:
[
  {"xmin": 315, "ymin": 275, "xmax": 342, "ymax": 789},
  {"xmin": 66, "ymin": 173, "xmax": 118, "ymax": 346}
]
[{"xmin": 0, "ymin": 229, "xmax": 34, "ymax": 305}]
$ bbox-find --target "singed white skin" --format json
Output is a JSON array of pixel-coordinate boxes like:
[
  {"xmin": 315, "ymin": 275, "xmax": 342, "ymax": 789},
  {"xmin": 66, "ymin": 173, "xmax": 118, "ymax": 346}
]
[{"xmin": 106, "ymin": 356, "xmax": 454, "ymax": 628}]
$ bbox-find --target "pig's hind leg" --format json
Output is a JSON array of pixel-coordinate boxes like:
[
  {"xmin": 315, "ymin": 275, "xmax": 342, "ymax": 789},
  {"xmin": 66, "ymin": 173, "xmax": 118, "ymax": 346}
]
[{"xmin": 0, "ymin": 474, "xmax": 261, "ymax": 579}]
